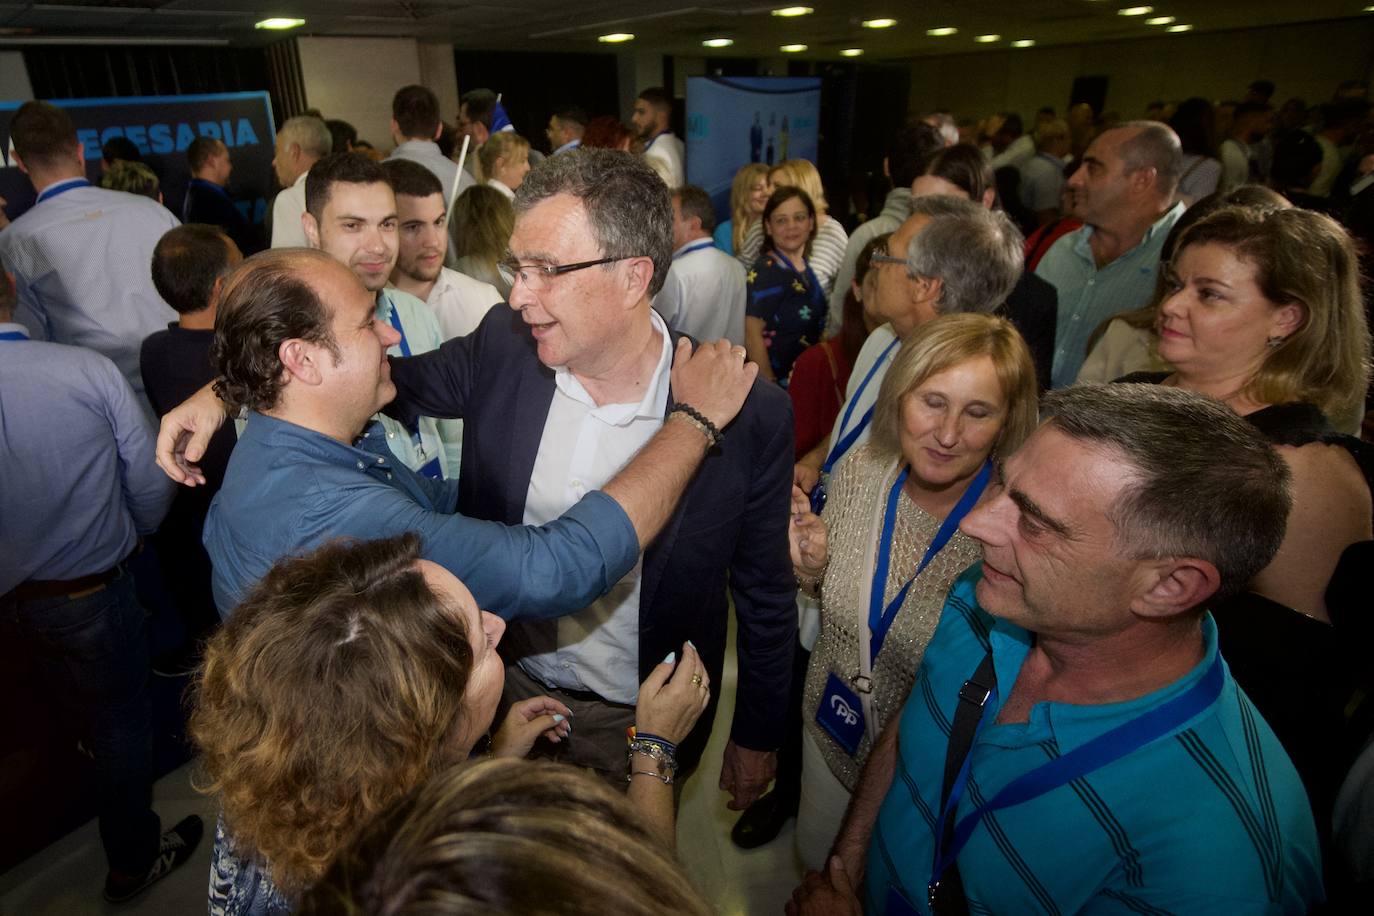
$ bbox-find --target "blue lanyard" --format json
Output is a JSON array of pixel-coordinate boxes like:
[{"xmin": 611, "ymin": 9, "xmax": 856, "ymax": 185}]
[
  {"xmin": 868, "ymin": 459, "xmax": 992, "ymax": 664},
  {"xmin": 35, "ymin": 178, "xmax": 89, "ymax": 203},
  {"xmin": 931, "ymin": 650, "xmax": 1225, "ymax": 887},
  {"xmin": 673, "ymin": 241, "xmax": 715, "ymax": 260},
  {"xmin": 385, "ymin": 304, "xmax": 412, "ymax": 358},
  {"xmin": 769, "ymin": 249, "xmax": 823, "ymax": 302},
  {"xmin": 822, "ymin": 337, "xmax": 901, "ymax": 474},
  {"xmin": 0, "ymin": 331, "xmax": 28, "ymax": 341}
]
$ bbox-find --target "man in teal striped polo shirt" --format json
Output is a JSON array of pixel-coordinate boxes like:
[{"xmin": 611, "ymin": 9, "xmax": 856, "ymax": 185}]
[{"xmin": 790, "ymin": 384, "xmax": 1322, "ymax": 915}]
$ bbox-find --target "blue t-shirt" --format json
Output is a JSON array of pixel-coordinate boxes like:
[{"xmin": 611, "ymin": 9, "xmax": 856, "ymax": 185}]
[
  {"xmin": 867, "ymin": 566, "xmax": 1323, "ymax": 915},
  {"xmin": 714, "ymin": 220, "xmax": 735, "ymax": 255}
]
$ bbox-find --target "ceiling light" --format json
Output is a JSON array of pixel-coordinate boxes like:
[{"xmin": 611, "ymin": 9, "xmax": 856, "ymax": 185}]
[
  {"xmin": 702, "ymin": 37, "xmax": 734, "ymax": 48},
  {"xmin": 840, "ymin": 48, "xmax": 864, "ymax": 57},
  {"xmin": 1118, "ymin": 6, "xmax": 1153, "ymax": 15},
  {"xmin": 974, "ymin": 34, "xmax": 1001, "ymax": 43},
  {"xmin": 862, "ymin": 18, "xmax": 897, "ymax": 29},
  {"xmin": 1145, "ymin": 15, "xmax": 1175, "ymax": 25},
  {"xmin": 1166, "ymin": 23, "xmax": 1193, "ymax": 31},
  {"xmin": 255, "ymin": 18, "xmax": 304, "ymax": 30},
  {"xmin": 1011, "ymin": 39, "xmax": 1035, "ymax": 48},
  {"xmin": 926, "ymin": 26, "xmax": 958, "ymax": 37},
  {"xmin": 772, "ymin": 6, "xmax": 814, "ymax": 17},
  {"xmin": 597, "ymin": 32, "xmax": 635, "ymax": 43},
  {"xmin": 780, "ymin": 43, "xmax": 808, "ymax": 52}
]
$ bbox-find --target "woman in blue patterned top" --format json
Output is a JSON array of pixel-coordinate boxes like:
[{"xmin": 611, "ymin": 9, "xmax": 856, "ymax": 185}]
[{"xmin": 744, "ymin": 187, "xmax": 827, "ymax": 386}]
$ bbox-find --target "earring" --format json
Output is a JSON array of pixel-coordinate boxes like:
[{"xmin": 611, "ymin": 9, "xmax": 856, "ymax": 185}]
[{"xmin": 1266, "ymin": 335, "xmax": 1286, "ymax": 349}]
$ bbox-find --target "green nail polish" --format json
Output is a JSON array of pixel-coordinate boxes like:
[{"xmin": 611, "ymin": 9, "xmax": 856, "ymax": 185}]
[{"xmin": 663, "ymin": 651, "xmax": 676, "ymax": 665}]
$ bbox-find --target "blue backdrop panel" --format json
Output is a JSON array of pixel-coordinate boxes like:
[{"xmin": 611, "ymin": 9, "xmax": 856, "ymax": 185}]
[
  {"xmin": 1, "ymin": 91, "xmax": 275, "ymax": 227},
  {"xmin": 685, "ymin": 76, "xmax": 821, "ymax": 223}
]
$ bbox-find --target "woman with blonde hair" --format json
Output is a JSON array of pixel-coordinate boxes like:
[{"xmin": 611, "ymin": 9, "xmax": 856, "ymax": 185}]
[
  {"xmin": 715, "ymin": 163, "xmax": 769, "ymax": 256},
  {"xmin": 1122, "ymin": 205, "xmax": 1373, "ymax": 852},
  {"xmin": 738, "ymin": 159, "xmax": 849, "ymax": 296},
  {"xmin": 478, "ymin": 132, "xmax": 531, "ymax": 200},
  {"xmin": 300, "ymin": 757, "xmax": 711, "ymax": 916},
  {"xmin": 787, "ymin": 313, "xmax": 1039, "ymax": 869},
  {"xmin": 193, "ymin": 534, "xmax": 710, "ymax": 915}
]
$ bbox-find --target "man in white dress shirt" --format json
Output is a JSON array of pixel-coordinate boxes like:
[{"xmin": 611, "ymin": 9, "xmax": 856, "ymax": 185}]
[
  {"xmin": 632, "ymin": 87, "xmax": 685, "ymax": 188},
  {"xmin": 653, "ymin": 185, "xmax": 746, "ymax": 346},
  {"xmin": 0, "ymin": 100, "xmax": 178, "ymax": 407},
  {"xmin": 380, "ymin": 158, "xmax": 503, "ymax": 340},
  {"xmin": 270, "ymin": 115, "xmax": 331, "ymax": 248}
]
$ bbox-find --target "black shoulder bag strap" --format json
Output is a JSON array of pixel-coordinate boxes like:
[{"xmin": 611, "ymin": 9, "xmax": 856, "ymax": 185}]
[{"xmin": 930, "ymin": 652, "xmax": 998, "ymax": 916}]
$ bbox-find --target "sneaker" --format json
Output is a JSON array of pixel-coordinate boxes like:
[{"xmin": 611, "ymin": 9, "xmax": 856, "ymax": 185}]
[{"xmin": 103, "ymin": 814, "xmax": 205, "ymax": 904}]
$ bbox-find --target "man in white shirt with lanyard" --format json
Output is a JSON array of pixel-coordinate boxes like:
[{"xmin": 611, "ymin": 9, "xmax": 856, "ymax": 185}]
[
  {"xmin": 632, "ymin": 87, "xmax": 686, "ymax": 189},
  {"xmin": 654, "ymin": 185, "xmax": 746, "ymax": 346},
  {"xmin": 732, "ymin": 194, "xmax": 1024, "ymax": 849},
  {"xmin": 301, "ymin": 152, "xmax": 457, "ymax": 478}
]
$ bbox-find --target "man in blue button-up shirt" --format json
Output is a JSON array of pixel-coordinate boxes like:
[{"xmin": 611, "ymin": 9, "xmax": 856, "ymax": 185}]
[
  {"xmin": 1034, "ymin": 121, "xmax": 1185, "ymax": 388},
  {"xmin": 175, "ymin": 248, "xmax": 754, "ymax": 617}
]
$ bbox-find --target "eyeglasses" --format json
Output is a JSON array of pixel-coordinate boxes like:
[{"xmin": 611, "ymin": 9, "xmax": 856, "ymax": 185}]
[
  {"xmin": 499, "ymin": 255, "xmax": 633, "ymax": 291},
  {"xmin": 868, "ymin": 253, "xmax": 908, "ymax": 269}
]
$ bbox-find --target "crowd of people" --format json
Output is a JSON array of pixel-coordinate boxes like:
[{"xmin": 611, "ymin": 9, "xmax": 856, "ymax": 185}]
[{"xmin": 1, "ymin": 71, "xmax": 1372, "ymax": 916}]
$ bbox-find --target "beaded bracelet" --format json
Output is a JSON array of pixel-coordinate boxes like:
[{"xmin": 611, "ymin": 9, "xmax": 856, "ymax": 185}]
[{"xmin": 667, "ymin": 403, "xmax": 723, "ymax": 448}]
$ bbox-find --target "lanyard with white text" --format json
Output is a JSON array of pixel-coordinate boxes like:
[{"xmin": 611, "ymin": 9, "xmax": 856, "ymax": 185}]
[
  {"xmin": 930, "ymin": 651, "xmax": 1225, "ymax": 890},
  {"xmin": 673, "ymin": 241, "xmax": 715, "ymax": 260},
  {"xmin": 36, "ymin": 178, "xmax": 89, "ymax": 204},
  {"xmin": 868, "ymin": 459, "xmax": 992, "ymax": 664},
  {"xmin": 822, "ymin": 336, "xmax": 901, "ymax": 474}
]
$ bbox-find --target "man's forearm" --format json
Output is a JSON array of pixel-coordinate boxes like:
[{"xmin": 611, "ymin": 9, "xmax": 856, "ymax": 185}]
[
  {"xmin": 601, "ymin": 416, "xmax": 708, "ymax": 549},
  {"xmin": 830, "ymin": 717, "xmax": 900, "ymax": 880}
]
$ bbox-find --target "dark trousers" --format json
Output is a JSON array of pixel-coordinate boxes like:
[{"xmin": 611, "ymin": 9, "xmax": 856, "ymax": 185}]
[
  {"xmin": 1, "ymin": 571, "xmax": 160, "ymax": 874},
  {"xmin": 773, "ymin": 638, "xmax": 811, "ymax": 802}
]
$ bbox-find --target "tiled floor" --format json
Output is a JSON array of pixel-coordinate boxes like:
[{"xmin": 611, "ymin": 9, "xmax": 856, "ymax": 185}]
[{"xmin": 0, "ymin": 620, "xmax": 806, "ymax": 915}]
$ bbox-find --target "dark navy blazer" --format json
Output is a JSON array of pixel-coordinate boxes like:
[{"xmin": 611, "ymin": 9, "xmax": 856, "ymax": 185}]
[{"xmin": 387, "ymin": 305, "xmax": 798, "ymax": 766}]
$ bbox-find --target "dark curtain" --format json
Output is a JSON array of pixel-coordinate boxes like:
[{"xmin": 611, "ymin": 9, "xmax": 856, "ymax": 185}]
[{"xmin": 22, "ymin": 42, "xmax": 301, "ymax": 130}]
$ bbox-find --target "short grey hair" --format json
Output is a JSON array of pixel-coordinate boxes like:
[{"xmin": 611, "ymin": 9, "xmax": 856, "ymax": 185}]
[
  {"xmin": 1042, "ymin": 384, "xmax": 1291, "ymax": 601},
  {"xmin": 1114, "ymin": 120, "xmax": 1182, "ymax": 199},
  {"xmin": 279, "ymin": 115, "xmax": 333, "ymax": 159},
  {"xmin": 906, "ymin": 196, "xmax": 1024, "ymax": 314},
  {"xmin": 514, "ymin": 148, "xmax": 673, "ymax": 296}
]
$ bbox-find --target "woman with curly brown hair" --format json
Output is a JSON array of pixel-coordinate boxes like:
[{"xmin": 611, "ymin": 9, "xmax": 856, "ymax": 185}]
[{"xmin": 191, "ymin": 533, "xmax": 710, "ymax": 915}]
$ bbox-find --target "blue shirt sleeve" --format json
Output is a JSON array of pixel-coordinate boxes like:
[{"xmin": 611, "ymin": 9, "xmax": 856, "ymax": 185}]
[{"xmin": 301, "ymin": 477, "xmax": 638, "ymax": 620}]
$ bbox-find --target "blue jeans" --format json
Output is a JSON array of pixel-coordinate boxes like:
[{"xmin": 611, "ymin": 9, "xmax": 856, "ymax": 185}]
[{"xmin": 2, "ymin": 571, "xmax": 160, "ymax": 874}]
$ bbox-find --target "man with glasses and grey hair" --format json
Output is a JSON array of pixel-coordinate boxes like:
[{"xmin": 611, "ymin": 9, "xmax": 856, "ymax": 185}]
[
  {"xmin": 389, "ymin": 148, "xmax": 796, "ymax": 804},
  {"xmin": 796, "ymin": 195, "xmax": 1023, "ymax": 499}
]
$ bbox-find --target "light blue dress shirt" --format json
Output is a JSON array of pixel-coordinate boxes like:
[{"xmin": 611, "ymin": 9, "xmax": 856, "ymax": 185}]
[
  {"xmin": 0, "ymin": 325, "xmax": 174, "ymax": 593},
  {"xmin": 374, "ymin": 288, "xmax": 460, "ymax": 478},
  {"xmin": 0, "ymin": 180, "xmax": 180, "ymax": 407},
  {"xmin": 203, "ymin": 412, "xmax": 639, "ymax": 618},
  {"xmin": 1035, "ymin": 202, "xmax": 1183, "ymax": 388}
]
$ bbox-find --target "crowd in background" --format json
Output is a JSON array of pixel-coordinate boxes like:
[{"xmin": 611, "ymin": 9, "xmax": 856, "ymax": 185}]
[{"xmin": 2, "ymin": 70, "xmax": 1374, "ymax": 915}]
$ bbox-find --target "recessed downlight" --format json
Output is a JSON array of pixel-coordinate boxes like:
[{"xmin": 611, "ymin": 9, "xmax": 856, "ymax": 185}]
[
  {"xmin": 702, "ymin": 37, "xmax": 734, "ymax": 48},
  {"xmin": 1145, "ymin": 15, "xmax": 1175, "ymax": 25},
  {"xmin": 255, "ymin": 17, "xmax": 304, "ymax": 30},
  {"xmin": 1118, "ymin": 6, "xmax": 1154, "ymax": 15},
  {"xmin": 974, "ymin": 34, "xmax": 1001, "ymax": 43},
  {"xmin": 780, "ymin": 43, "xmax": 808, "ymax": 52},
  {"xmin": 862, "ymin": 18, "xmax": 897, "ymax": 29},
  {"xmin": 772, "ymin": 6, "xmax": 814, "ymax": 17},
  {"xmin": 840, "ymin": 48, "xmax": 864, "ymax": 57},
  {"xmin": 1011, "ymin": 39, "xmax": 1035, "ymax": 48},
  {"xmin": 597, "ymin": 32, "xmax": 635, "ymax": 43},
  {"xmin": 926, "ymin": 26, "xmax": 958, "ymax": 37},
  {"xmin": 1167, "ymin": 23, "xmax": 1193, "ymax": 32}
]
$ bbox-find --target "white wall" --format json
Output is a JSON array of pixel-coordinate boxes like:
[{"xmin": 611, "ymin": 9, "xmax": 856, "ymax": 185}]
[
  {"xmin": 296, "ymin": 36, "xmax": 423, "ymax": 148},
  {"xmin": 618, "ymin": 50, "xmax": 664, "ymax": 120},
  {"xmin": 906, "ymin": 19, "xmax": 1374, "ymax": 123},
  {"xmin": 1, "ymin": 51, "xmax": 33, "ymax": 103},
  {"xmin": 417, "ymin": 41, "xmax": 458, "ymax": 122}
]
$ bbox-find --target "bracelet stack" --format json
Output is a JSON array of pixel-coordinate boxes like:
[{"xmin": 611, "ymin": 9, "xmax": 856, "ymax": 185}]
[
  {"xmin": 667, "ymin": 403, "xmax": 723, "ymax": 449},
  {"xmin": 626, "ymin": 727, "xmax": 679, "ymax": 784}
]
